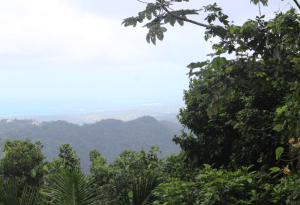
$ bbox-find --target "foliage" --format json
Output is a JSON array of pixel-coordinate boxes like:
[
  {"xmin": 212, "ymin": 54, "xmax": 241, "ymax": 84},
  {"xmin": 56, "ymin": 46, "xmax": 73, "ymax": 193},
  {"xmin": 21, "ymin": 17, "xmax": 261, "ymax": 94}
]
[
  {"xmin": 181, "ymin": 4, "xmax": 300, "ymax": 204},
  {"xmin": 0, "ymin": 133, "xmax": 187, "ymax": 205},
  {"xmin": 0, "ymin": 116, "xmax": 182, "ymax": 174},
  {"xmin": 1, "ymin": 1, "xmax": 300, "ymax": 204},
  {"xmin": 86, "ymin": 146, "xmax": 167, "ymax": 204},
  {"xmin": 172, "ymin": 71, "xmax": 289, "ymax": 172},
  {"xmin": 121, "ymin": 0, "xmax": 299, "ymax": 174},
  {"xmin": 123, "ymin": 0, "xmax": 300, "ymax": 204},
  {"xmin": 118, "ymin": 171, "xmax": 162, "ymax": 205},
  {"xmin": 0, "ymin": 178, "xmax": 51, "ymax": 205},
  {"xmin": 121, "ymin": 0, "xmax": 285, "ymax": 46},
  {"xmin": 152, "ymin": 164, "xmax": 292, "ymax": 205},
  {"xmin": 57, "ymin": 142, "xmax": 81, "ymax": 172},
  {"xmin": 0, "ymin": 137, "xmax": 51, "ymax": 200},
  {"xmin": 179, "ymin": 4, "xmax": 300, "ymax": 205},
  {"xmin": 39, "ymin": 166, "xmax": 101, "ymax": 205},
  {"xmin": 169, "ymin": 2, "xmax": 300, "ymax": 174},
  {"xmin": 153, "ymin": 177, "xmax": 197, "ymax": 205}
]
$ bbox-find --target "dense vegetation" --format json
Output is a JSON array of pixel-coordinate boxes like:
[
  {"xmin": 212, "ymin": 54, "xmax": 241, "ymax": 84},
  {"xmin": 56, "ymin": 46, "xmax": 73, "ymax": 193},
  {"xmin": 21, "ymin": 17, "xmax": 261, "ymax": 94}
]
[
  {"xmin": 0, "ymin": 116, "xmax": 186, "ymax": 174},
  {"xmin": 1, "ymin": 0, "xmax": 300, "ymax": 204}
]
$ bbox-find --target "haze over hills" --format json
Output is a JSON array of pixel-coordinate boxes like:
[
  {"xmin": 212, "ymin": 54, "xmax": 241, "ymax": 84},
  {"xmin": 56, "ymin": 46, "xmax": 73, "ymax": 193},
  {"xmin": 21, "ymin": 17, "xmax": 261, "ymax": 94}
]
[
  {"xmin": 0, "ymin": 100, "xmax": 185, "ymax": 125},
  {"xmin": 0, "ymin": 109, "xmax": 181, "ymax": 126},
  {"xmin": 0, "ymin": 115, "xmax": 190, "ymax": 174}
]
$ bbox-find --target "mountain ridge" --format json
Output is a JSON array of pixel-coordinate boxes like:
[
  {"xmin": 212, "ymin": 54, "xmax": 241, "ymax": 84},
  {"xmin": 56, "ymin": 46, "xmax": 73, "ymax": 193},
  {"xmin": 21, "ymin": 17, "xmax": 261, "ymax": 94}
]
[{"xmin": 0, "ymin": 116, "xmax": 189, "ymax": 174}]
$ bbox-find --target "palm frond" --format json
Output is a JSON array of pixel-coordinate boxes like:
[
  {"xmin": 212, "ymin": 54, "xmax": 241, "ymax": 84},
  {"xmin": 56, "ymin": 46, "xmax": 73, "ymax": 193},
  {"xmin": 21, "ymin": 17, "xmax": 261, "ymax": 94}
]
[
  {"xmin": 0, "ymin": 179, "xmax": 51, "ymax": 205},
  {"xmin": 39, "ymin": 166, "xmax": 101, "ymax": 205},
  {"xmin": 119, "ymin": 171, "xmax": 163, "ymax": 205}
]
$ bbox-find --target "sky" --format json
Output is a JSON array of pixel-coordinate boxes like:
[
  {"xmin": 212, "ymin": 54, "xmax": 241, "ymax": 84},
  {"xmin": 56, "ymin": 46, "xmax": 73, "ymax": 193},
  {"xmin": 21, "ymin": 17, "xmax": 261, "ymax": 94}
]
[{"xmin": 0, "ymin": 0, "xmax": 299, "ymax": 117}]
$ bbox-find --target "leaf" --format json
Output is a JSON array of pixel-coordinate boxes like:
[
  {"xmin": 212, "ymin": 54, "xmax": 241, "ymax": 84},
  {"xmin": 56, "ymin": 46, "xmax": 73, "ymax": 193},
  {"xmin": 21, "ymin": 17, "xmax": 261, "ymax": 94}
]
[
  {"xmin": 2, "ymin": 151, "xmax": 8, "ymax": 158},
  {"xmin": 275, "ymin": 147, "xmax": 284, "ymax": 160},
  {"xmin": 170, "ymin": 18, "xmax": 176, "ymax": 26},
  {"xmin": 177, "ymin": 19, "xmax": 184, "ymax": 26},
  {"xmin": 31, "ymin": 169, "xmax": 36, "ymax": 178},
  {"xmin": 208, "ymin": 119, "xmax": 215, "ymax": 123},
  {"xmin": 157, "ymin": 31, "xmax": 164, "ymax": 41},
  {"xmin": 151, "ymin": 35, "xmax": 156, "ymax": 45},
  {"xmin": 225, "ymin": 66, "xmax": 234, "ymax": 73},
  {"xmin": 160, "ymin": 27, "xmax": 167, "ymax": 32},
  {"xmin": 214, "ymin": 194, "xmax": 220, "ymax": 201},
  {"xmin": 273, "ymin": 124, "xmax": 284, "ymax": 132},
  {"xmin": 39, "ymin": 166, "xmax": 100, "ymax": 205},
  {"xmin": 269, "ymin": 167, "xmax": 281, "ymax": 173},
  {"xmin": 186, "ymin": 61, "xmax": 210, "ymax": 78},
  {"xmin": 43, "ymin": 165, "xmax": 49, "ymax": 172},
  {"xmin": 146, "ymin": 33, "xmax": 151, "ymax": 44},
  {"xmin": 275, "ymin": 105, "xmax": 287, "ymax": 116},
  {"xmin": 146, "ymin": 13, "xmax": 152, "ymax": 20},
  {"xmin": 164, "ymin": 16, "xmax": 171, "ymax": 24}
]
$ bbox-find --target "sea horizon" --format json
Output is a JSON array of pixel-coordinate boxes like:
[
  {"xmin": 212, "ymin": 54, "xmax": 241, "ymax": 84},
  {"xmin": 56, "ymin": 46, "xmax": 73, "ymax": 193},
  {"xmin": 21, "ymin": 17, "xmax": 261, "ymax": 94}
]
[{"xmin": 0, "ymin": 98, "xmax": 186, "ymax": 118}]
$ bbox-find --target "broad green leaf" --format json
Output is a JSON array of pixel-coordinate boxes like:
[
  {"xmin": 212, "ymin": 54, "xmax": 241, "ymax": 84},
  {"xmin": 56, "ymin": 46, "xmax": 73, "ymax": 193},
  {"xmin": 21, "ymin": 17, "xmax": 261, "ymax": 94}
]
[
  {"xmin": 208, "ymin": 119, "xmax": 215, "ymax": 123},
  {"xmin": 43, "ymin": 165, "xmax": 49, "ymax": 172},
  {"xmin": 2, "ymin": 151, "xmax": 7, "ymax": 158},
  {"xmin": 273, "ymin": 124, "xmax": 284, "ymax": 132},
  {"xmin": 270, "ymin": 167, "xmax": 281, "ymax": 173},
  {"xmin": 225, "ymin": 66, "xmax": 233, "ymax": 73},
  {"xmin": 275, "ymin": 105, "xmax": 287, "ymax": 116},
  {"xmin": 275, "ymin": 147, "xmax": 284, "ymax": 160},
  {"xmin": 31, "ymin": 168, "xmax": 36, "ymax": 178},
  {"xmin": 214, "ymin": 194, "xmax": 220, "ymax": 201}
]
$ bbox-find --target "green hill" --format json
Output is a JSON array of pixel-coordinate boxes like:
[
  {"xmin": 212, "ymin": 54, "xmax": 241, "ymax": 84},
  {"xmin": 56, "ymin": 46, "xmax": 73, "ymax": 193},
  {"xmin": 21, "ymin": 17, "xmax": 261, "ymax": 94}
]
[{"xmin": 0, "ymin": 116, "xmax": 189, "ymax": 174}]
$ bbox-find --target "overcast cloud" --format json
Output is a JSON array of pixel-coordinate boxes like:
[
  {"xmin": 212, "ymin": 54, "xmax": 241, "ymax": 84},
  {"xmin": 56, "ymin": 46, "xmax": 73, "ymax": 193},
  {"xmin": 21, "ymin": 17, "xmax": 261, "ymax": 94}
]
[{"xmin": 0, "ymin": 0, "xmax": 298, "ymax": 115}]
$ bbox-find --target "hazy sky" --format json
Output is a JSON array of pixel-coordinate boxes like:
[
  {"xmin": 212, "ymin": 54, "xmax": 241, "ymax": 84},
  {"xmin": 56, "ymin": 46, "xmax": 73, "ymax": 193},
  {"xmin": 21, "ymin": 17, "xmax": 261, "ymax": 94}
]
[{"xmin": 0, "ymin": 0, "xmax": 298, "ymax": 105}]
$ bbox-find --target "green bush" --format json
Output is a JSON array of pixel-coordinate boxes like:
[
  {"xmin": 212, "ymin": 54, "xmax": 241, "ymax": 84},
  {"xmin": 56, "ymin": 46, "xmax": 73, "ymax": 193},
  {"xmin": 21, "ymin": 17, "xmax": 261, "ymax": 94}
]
[{"xmin": 152, "ymin": 164, "xmax": 292, "ymax": 205}]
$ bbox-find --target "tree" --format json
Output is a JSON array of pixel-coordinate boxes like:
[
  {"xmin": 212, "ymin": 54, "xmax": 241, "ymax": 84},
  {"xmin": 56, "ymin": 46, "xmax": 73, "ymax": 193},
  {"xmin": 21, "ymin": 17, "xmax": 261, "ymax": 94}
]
[
  {"xmin": 0, "ymin": 178, "xmax": 51, "ymax": 205},
  {"xmin": 0, "ymin": 166, "xmax": 101, "ymax": 205},
  {"xmin": 0, "ymin": 141, "xmax": 102, "ymax": 205},
  {"xmin": 41, "ymin": 142, "xmax": 82, "ymax": 198},
  {"xmin": 0, "ymin": 119, "xmax": 24, "ymax": 154},
  {"xmin": 85, "ymin": 146, "xmax": 192, "ymax": 205},
  {"xmin": 0, "ymin": 137, "xmax": 51, "ymax": 200},
  {"xmin": 122, "ymin": 0, "xmax": 300, "ymax": 168},
  {"xmin": 87, "ymin": 146, "xmax": 166, "ymax": 204},
  {"xmin": 122, "ymin": 0, "xmax": 300, "ymax": 45},
  {"xmin": 123, "ymin": 1, "xmax": 300, "ymax": 203},
  {"xmin": 57, "ymin": 142, "xmax": 81, "ymax": 172},
  {"xmin": 177, "ymin": 4, "xmax": 300, "ymax": 172}
]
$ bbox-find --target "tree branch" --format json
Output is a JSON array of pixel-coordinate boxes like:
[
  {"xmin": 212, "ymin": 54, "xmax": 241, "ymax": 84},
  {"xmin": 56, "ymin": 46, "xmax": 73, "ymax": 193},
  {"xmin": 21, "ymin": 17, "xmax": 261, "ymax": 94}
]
[
  {"xmin": 293, "ymin": 0, "xmax": 300, "ymax": 10},
  {"xmin": 160, "ymin": 4, "xmax": 210, "ymax": 28}
]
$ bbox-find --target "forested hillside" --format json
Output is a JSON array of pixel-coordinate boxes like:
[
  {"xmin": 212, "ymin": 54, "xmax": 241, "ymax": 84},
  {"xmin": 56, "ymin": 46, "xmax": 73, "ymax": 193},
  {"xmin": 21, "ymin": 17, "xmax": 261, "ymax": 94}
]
[
  {"xmin": 2, "ymin": 1, "xmax": 300, "ymax": 204},
  {"xmin": 0, "ymin": 116, "xmax": 189, "ymax": 174}
]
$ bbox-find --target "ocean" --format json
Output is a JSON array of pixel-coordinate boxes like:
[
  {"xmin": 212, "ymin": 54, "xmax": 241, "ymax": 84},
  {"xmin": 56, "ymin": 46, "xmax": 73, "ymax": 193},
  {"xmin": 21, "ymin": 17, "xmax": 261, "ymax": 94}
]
[{"xmin": 0, "ymin": 98, "xmax": 185, "ymax": 118}]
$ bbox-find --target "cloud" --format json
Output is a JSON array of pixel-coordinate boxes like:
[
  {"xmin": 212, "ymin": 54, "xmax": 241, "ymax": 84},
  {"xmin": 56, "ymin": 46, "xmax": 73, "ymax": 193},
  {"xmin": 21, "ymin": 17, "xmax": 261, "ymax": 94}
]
[
  {"xmin": 0, "ymin": 0, "xmax": 289, "ymax": 72},
  {"xmin": 0, "ymin": 0, "xmax": 151, "ymax": 70}
]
